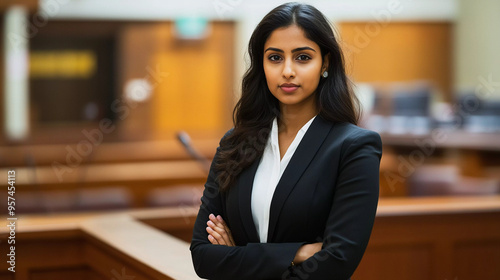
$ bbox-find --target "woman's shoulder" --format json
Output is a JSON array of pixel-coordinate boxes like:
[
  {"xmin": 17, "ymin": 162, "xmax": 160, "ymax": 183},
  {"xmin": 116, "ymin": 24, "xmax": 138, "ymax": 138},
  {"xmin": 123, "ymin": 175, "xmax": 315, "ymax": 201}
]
[
  {"xmin": 335, "ymin": 122, "xmax": 379, "ymax": 138},
  {"xmin": 222, "ymin": 127, "xmax": 235, "ymax": 139},
  {"xmin": 327, "ymin": 122, "xmax": 382, "ymax": 149},
  {"xmin": 217, "ymin": 127, "xmax": 235, "ymax": 146}
]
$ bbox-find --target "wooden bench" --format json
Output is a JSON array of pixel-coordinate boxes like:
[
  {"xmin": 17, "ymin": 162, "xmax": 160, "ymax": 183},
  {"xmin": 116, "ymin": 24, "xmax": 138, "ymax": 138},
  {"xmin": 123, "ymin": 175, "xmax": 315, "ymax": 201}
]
[
  {"xmin": 1, "ymin": 138, "xmax": 218, "ymax": 213},
  {"xmin": 0, "ymin": 160, "xmax": 208, "ymax": 213},
  {"xmin": 0, "ymin": 139, "xmax": 219, "ymax": 167}
]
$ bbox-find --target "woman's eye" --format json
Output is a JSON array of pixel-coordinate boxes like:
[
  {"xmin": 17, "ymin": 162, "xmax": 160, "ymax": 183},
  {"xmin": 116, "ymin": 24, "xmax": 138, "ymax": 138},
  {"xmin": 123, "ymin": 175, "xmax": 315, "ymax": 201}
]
[
  {"xmin": 297, "ymin": 54, "xmax": 311, "ymax": 61},
  {"xmin": 268, "ymin": 55, "xmax": 282, "ymax": 61}
]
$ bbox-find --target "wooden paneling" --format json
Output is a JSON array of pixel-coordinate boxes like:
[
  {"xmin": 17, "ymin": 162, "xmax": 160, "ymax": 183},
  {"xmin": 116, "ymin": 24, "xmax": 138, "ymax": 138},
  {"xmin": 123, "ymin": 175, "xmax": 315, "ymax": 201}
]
[
  {"xmin": 339, "ymin": 22, "xmax": 452, "ymax": 100},
  {"xmin": 454, "ymin": 240, "xmax": 500, "ymax": 279},
  {"xmin": 0, "ymin": 231, "xmax": 87, "ymax": 279},
  {"xmin": 0, "ymin": 273, "xmax": 13, "ymax": 280},
  {"xmin": 354, "ymin": 209, "xmax": 500, "ymax": 280},
  {"xmin": 117, "ymin": 22, "xmax": 235, "ymax": 141},
  {"xmin": 84, "ymin": 243, "xmax": 162, "ymax": 280},
  {"xmin": 115, "ymin": 23, "xmax": 159, "ymax": 139},
  {"xmin": 357, "ymin": 244, "xmax": 433, "ymax": 279},
  {"xmin": 30, "ymin": 266, "xmax": 105, "ymax": 280},
  {"xmin": 152, "ymin": 22, "xmax": 235, "ymax": 137}
]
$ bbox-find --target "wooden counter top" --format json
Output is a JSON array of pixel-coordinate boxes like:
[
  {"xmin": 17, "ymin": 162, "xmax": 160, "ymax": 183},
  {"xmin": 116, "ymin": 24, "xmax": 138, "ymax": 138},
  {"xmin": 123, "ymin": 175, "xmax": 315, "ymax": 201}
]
[
  {"xmin": 4, "ymin": 195, "xmax": 500, "ymax": 234},
  {"xmin": 376, "ymin": 195, "xmax": 500, "ymax": 216},
  {"xmin": 1, "ymin": 206, "xmax": 199, "ymax": 233}
]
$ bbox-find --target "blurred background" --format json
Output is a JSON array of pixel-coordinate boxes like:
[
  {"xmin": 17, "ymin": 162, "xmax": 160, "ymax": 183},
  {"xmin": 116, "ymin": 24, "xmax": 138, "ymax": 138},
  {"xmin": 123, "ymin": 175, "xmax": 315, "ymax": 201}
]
[{"xmin": 0, "ymin": 0, "xmax": 499, "ymax": 279}]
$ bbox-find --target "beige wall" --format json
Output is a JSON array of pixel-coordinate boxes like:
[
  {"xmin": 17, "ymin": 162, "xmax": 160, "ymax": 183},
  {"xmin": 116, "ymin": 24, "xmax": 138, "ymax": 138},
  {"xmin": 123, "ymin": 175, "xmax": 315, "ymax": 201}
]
[{"xmin": 455, "ymin": 0, "xmax": 500, "ymax": 99}]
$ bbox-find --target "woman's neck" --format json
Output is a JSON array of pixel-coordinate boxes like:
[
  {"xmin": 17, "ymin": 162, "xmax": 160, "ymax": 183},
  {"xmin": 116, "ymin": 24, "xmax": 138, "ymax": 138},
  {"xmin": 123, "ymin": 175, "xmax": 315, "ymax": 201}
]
[{"xmin": 278, "ymin": 103, "xmax": 318, "ymax": 135}]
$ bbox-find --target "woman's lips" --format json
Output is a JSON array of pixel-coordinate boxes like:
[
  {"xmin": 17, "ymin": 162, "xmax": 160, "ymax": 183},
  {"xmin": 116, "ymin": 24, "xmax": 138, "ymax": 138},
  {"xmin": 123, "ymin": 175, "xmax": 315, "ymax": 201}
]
[{"xmin": 280, "ymin": 84, "xmax": 299, "ymax": 93}]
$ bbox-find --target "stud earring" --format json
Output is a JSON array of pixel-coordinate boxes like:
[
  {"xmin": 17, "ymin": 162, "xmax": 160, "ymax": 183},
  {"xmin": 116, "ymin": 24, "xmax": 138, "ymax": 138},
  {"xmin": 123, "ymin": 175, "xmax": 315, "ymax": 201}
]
[{"xmin": 322, "ymin": 71, "xmax": 328, "ymax": 78}]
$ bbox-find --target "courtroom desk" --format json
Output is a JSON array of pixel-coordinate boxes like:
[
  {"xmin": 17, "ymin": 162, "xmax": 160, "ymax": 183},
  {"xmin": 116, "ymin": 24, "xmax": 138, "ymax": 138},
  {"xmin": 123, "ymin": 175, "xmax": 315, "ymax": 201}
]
[
  {"xmin": 1, "ymin": 196, "xmax": 499, "ymax": 280},
  {"xmin": 0, "ymin": 160, "xmax": 208, "ymax": 210},
  {"xmin": 0, "ymin": 138, "xmax": 219, "ymax": 167}
]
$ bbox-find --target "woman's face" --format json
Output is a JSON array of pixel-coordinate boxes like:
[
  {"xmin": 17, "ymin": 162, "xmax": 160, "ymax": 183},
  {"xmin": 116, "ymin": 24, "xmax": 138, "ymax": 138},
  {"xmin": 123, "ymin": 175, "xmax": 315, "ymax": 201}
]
[{"xmin": 263, "ymin": 24, "xmax": 328, "ymax": 111}]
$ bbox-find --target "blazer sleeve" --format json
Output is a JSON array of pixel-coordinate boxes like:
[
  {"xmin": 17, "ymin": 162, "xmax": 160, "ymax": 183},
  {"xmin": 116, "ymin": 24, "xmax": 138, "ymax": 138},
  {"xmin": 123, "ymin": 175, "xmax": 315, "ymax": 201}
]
[
  {"xmin": 190, "ymin": 131, "xmax": 305, "ymax": 280},
  {"xmin": 286, "ymin": 129, "xmax": 382, "ymax": 280}
]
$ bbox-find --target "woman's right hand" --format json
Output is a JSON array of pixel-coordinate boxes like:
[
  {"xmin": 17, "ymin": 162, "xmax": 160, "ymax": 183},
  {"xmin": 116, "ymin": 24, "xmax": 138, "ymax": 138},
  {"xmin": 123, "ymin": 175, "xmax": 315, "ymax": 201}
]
[
  {"xmin": 293, "ymin": 242, "xmax": 323, "ymax": 264},
  {"xmin": 206, "ymin": 213, "xmax": 235, "ymax": 246}
]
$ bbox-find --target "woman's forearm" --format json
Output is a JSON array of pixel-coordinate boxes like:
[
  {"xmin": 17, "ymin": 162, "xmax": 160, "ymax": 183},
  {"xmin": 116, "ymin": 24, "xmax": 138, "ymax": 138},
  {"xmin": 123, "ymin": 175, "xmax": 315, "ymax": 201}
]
[{"xmin": 293, "ymin": 242, "xmax": 322, "ymax": 264}]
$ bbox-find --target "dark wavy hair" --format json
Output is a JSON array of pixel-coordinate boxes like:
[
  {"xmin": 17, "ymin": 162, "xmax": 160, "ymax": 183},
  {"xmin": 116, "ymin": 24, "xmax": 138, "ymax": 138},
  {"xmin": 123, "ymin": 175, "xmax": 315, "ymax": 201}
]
[{"xmin": 215, "ymin": 2, "xmax": 359, "ymax": 191}]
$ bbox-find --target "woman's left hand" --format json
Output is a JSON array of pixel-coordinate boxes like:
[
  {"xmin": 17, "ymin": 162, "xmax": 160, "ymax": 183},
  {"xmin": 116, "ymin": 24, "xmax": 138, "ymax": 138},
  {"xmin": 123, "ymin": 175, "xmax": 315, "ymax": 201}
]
[{"xmin": 206, "ymin": 213, "xmax": 235, "ymax": 246}]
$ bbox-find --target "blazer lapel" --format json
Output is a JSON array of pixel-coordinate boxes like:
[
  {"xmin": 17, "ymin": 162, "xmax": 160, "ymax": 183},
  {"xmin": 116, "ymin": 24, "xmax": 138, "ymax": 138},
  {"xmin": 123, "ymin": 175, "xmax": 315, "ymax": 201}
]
[
  {"xmin": 267, "ymin": 115, "xmax": 333, "ymax": 242},
  {"xmin": 237, "ymin": 157, "xmax": 261, "ymax": 243}
]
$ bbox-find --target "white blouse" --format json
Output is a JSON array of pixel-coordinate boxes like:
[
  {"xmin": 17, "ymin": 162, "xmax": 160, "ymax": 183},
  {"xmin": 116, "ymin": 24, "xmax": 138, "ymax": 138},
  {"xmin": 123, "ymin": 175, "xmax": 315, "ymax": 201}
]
[{"xmin": 251, "ymin": 116, "xmax": 316, "ymax": 243}]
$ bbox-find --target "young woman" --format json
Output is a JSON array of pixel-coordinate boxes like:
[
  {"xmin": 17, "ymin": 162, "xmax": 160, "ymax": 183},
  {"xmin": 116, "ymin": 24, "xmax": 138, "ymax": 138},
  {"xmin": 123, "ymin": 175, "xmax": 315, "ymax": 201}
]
[{"xmin": 190, "ymin": 2, "xmax": 382, "ymax": 279}]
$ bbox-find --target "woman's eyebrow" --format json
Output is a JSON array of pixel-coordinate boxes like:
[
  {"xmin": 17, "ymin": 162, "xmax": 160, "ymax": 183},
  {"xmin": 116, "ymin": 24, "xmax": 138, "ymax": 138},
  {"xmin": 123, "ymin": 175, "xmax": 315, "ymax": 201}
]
[{"xmin": 264, "ymin": 46, "xmax": 316, "ymax": 53}]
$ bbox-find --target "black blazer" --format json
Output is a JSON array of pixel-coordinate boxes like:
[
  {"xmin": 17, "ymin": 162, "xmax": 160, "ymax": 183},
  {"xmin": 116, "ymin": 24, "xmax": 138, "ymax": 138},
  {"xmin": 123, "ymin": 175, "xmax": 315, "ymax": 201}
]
[{"xmin": 190, "ymin": 115, "xmax": 382, "ymax": 280}]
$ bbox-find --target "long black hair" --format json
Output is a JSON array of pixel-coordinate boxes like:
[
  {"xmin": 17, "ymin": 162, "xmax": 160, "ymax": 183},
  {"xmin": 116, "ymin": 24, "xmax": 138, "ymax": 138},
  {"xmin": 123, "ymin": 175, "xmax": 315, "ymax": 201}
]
[{"xmin": 215, "ymin": 2, "xmax": 359, "ymax": 191}]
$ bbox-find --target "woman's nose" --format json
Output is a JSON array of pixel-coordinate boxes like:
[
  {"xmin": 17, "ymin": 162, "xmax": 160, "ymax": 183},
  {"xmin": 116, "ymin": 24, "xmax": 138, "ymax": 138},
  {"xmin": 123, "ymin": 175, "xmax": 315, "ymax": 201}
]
[{"xmin": 282, "ymin": 59, "xmax": 295, "ymax": 78}]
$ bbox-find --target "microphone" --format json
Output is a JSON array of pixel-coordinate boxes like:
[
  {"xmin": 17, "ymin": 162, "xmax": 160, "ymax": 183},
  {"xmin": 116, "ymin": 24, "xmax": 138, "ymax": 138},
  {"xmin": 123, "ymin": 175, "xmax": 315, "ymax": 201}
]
[{"xmin": 176, "ymin": 131, "xmax": 211, "ymax": 173}]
